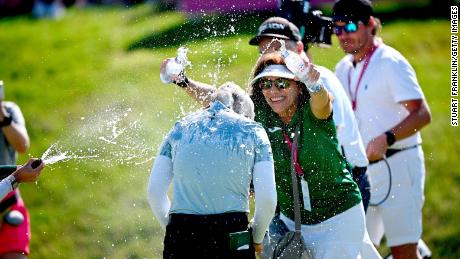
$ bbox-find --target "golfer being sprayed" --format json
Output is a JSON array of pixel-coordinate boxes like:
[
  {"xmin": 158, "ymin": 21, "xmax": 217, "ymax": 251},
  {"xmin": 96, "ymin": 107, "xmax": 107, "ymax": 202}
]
[{"xmin": 147, "ymin": 83, "xmax": 277, "ymax": 258}]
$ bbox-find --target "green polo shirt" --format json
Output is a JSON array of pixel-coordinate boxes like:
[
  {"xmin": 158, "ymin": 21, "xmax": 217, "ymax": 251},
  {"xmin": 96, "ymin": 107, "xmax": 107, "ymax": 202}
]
[{"xmin": 255, "ymin": 99, "xmax": 361, "ymax": 225}]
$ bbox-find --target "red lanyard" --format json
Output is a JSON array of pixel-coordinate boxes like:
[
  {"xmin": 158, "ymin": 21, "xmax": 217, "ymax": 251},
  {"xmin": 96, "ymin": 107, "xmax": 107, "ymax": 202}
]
[
  {"xmin": 282, "ymin": 129, "xmax": 303, "ymax": 177},
  {"xmin": 347, "ymin": 44, "xmax": 379, "ymax": 111}
]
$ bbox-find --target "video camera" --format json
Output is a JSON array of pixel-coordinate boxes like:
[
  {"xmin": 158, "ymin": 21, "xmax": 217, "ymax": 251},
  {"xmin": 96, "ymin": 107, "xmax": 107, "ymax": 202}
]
[
  {"xmin": 278, "ymin": 0, "xmax": 333, "ymax": 49},
  {"xmin": 302, "ymin": 9, "xmax": 333, "ymax": 48}
]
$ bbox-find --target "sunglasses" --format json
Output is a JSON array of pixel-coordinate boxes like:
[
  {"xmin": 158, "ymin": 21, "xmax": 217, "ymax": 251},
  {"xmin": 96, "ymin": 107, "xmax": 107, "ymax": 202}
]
[
  {"xmin": 333, "ymin": 21, "xmax": 360, "ymax": 36},
  {"xmin": 258, "ymin": 78, "xmax": 292, "ymax": 90}
]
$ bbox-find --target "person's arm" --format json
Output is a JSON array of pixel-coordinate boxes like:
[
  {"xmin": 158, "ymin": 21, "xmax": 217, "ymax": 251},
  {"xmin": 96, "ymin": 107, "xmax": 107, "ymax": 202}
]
[
  {"xmin": 182, "ymin": 79, "xmax": 217, "ymax": 107},
  {"xmin": 251, "ymin": 161, "xmax": 277, "ymax": 249},
  {"xmin": 0, "ymin": 174, "xmax": 16, "ymax": 199},
  {"xmin": 309, "ymin": 86, "xmax": 332, "ymax": 120},
  {"xmin": 366, "ymin": 99, "xmax": 431, "ymax": 161},
  {"xmin": 147, "ymin": 155, "xmax": 173, "ymax": 230},
  {"xmin": 0, "ymin": 158, "xmax": 44, "ymax": 200},
  {"xmin": 13, "ymin": 158, "xmax": 44, "ymax": 182},
  {"xmin": 305, "ymin": 65, "xmax": 332, "ymax": 119},
  {"xmin": 0, "ymin": 102, "xmax": 29, "ymax": 153},
  {"xmin": 160, "ymin": 59, "xmax": 216, "ymax": 107}
]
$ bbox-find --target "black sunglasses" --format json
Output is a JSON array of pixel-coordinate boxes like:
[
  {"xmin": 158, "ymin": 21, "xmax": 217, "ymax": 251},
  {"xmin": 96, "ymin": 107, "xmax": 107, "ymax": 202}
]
[
  {"xmin": 258, "ymin": 78, "xmax": 292, "ymax": 90},
  {"xmin": 333, "ymin": 21, "xmax": 360, "ymax": 36}
]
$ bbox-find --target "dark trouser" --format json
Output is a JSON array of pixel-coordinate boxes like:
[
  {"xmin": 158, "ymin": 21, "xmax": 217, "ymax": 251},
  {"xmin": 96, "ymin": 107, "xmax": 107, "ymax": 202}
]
[
  {"xmin": 164, "ymin": 212, "xmax": 255, "ymax": 259},
  {"xmin": 352, "ymin": 166, "xmax": 371, "ymax": 212}
]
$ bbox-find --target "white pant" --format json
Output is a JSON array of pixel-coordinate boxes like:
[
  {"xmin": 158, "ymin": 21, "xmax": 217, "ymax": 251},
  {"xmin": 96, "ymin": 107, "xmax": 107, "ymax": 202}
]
[
  {"xmin": 281, "ymin": 203, "xmax": 381, "ymax": 259},
  {"xmin": 366, "ymin": 146, "xmax": 425, "ymax": 247}
]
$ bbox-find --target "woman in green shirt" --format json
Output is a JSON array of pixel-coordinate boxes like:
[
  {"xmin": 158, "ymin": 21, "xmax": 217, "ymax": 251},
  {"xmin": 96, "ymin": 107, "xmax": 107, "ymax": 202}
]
[{"xmin": 250, "ymin": 52, "xmax": 366, "ymax": 258}]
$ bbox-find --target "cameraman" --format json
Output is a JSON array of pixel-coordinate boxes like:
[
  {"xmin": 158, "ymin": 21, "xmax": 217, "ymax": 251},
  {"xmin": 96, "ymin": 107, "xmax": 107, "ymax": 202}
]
[{"xmin": 277, "ymin": 0, "xmax": 333, "ymax": 51}]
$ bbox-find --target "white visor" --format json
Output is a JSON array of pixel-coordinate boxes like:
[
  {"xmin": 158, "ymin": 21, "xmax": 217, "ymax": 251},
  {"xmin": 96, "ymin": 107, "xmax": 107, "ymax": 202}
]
[{"xmin": 250, "ymin": 65, "xmax": 296, "ymax": 86}]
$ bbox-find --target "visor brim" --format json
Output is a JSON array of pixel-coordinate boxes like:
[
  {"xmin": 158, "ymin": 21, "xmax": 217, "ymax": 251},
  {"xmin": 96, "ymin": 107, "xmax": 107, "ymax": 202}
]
[{"xmin": 250, "ymin": 65, "xmax": 296, "ymax": 86}]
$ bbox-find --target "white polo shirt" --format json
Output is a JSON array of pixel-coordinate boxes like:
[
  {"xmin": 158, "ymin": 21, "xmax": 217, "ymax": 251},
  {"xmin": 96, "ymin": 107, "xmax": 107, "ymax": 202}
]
[
  {"xmin": 317, "ymin": 66, "xmax": 368, "ymax": 167},
  {"xmin": 335, "ymin": 43, "xmax": 425, "ymax": 149}
]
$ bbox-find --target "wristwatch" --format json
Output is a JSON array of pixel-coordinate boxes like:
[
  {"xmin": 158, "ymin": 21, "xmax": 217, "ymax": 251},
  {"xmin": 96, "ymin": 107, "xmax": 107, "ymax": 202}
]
[
  {"xmin": 0, "ymin": 115, "xmax": 12, "ymax": 127},
  {"xmin": 384, "ymin": 131, "xmax": 396, "ymax": 146},
  {"xmin": 307, "ymin": 82, "xmax": 323, "ymax": 94}
]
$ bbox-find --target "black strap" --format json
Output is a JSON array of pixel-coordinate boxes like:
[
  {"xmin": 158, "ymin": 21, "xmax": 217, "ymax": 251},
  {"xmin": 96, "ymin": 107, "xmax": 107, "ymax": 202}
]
[
  {"xmin": 369, "ymin": 144, "xmax": 420, "ymax": 165},
  {"xmin": 0, "ymin": 192, "xmax": 18, "ymax": 213},
  {"xmin": 289, "ymin": 126, "xmax": 302, "ymax": 236}
]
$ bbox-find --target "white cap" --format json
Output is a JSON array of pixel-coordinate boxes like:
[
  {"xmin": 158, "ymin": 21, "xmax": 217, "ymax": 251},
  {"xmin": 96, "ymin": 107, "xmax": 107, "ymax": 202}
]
[{"xmin": 250, "ymin": 65, "xmax": 295, "ymax": 86}]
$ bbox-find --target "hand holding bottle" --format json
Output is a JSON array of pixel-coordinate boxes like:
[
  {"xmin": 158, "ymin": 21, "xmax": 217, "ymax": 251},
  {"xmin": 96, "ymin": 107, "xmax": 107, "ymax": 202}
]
[
  {"xmin": 281, "ymin": 49, "xmax": 323, "ymax": 93},
  {"xmin": 160, "ymin": 47, "xmax": 191, "ymax": 84},
  {"xmin": 303, "ymin": 64, "xmax": 322, "ymax": 93},
  {"xmin": 160, "ymin": 58, "xmax": 183, "ymax": 84}
]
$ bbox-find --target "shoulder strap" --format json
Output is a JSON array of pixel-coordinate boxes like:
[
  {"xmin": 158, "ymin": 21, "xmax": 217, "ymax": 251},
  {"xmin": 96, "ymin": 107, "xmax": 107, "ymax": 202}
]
[{"xmin": 289, "ymin": 126, "xmax": 302, "ymax": 236}]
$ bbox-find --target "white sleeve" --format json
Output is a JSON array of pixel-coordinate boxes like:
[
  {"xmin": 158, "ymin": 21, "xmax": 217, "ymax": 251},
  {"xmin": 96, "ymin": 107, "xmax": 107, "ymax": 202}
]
[
  {"xmin": 386, "ymin": 55, "xmax": 425, "ymax": 103},
  {"xmin": 251, "ymin": 161, "xmax": 277, "ymax": 244},
  {"xmin": 0, "ymin": 175, "xmax": 14, "ymax": 200},
  {"xmin": 336, "ymin": 88, "xmax": 368, "ymax": 167},
  {"xmin": 321, "ymin": 72, "xmax": 346, "ymax": 130},
  {"xmin": 321, "ymin": 67, "xmax": 368, "ymax": 167},
  {"xmin": 147, "ymin": 155, "xmax": 173, "ymax": 230}
]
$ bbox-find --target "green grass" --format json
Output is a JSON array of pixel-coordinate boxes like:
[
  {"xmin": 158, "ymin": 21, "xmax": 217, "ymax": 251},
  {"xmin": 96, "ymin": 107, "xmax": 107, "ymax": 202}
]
[{"xmin": 0, "ymin": 5, "xmax": 457, "ymax": 258}]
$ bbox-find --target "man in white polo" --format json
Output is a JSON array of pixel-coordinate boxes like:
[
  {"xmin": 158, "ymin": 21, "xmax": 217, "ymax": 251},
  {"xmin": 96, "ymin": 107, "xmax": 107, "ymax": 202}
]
[{"xmin": 333, "ymin": 0, "xmax": 432, "ymax": 258}]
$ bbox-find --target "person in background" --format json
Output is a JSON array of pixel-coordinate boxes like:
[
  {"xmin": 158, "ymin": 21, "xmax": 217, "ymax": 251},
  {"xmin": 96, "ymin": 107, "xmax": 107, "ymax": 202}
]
[
  {"xmin": 147, "ymin": 83, "xmax": 277, "ymax": 258},
  {"xmin": 0, "ymin": 80, "xmax": 31, "ymax": 259},
  {"xmin": 31, "ymin": 0, "xmax": 65, "ymax": 19},
  {"xmin": 333, "ymin": 0, "xmax": 432, "ymax": 258}
]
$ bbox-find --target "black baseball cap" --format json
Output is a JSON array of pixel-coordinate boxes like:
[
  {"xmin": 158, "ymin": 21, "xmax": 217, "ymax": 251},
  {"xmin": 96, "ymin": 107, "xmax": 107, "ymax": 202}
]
[
  {"xmin": 249, "ymin": 17, "xmax": 302, "ymax": 45},
  {"xmin": 332, "ymin": 0, "xmax": 374, "ymax": 24}
]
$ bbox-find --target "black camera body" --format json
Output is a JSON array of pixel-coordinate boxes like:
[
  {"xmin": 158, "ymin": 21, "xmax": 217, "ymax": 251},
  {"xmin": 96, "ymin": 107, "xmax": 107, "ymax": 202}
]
[
  {"xmin": 278, "ymin": 0, "xmax": 333, "ymax": 49},
  {"xmin": 302, "ymin": 9, "xmax": 333, "ymax": 48}
]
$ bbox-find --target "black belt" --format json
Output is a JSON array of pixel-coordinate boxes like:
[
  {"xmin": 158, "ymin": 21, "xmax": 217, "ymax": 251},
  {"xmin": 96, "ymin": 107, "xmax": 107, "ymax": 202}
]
[
  {"xmin": 169, "ymin": 212, "xmax": 248, "ymax": 225},
  {"xmin": 369, "ymin": 144, "xmax": 420, "ymax": 165},
  {"xmin": 0, "ymin": 192, "xmax": 18, "ymax": 214}
]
